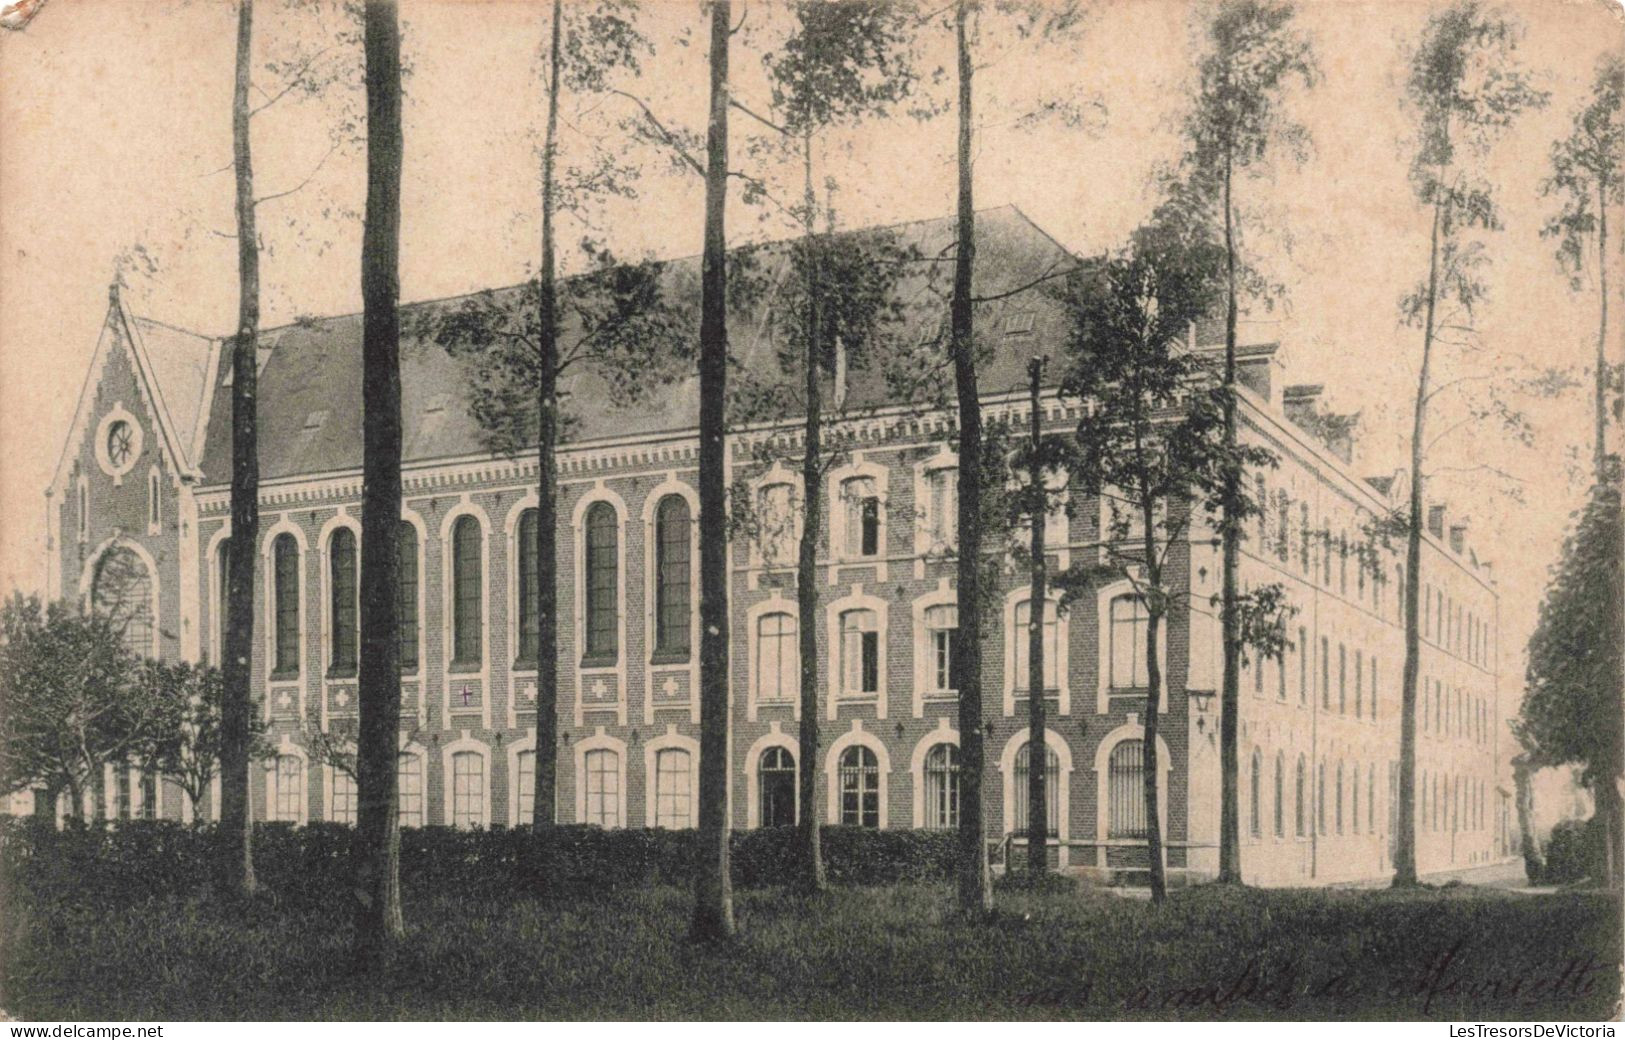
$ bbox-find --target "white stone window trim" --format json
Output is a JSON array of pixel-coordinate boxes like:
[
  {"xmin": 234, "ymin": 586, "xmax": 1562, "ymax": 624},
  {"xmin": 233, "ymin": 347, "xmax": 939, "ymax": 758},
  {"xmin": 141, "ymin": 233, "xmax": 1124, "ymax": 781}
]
[
  {"xmin": 643, "ymin": 724, "xmax": 701, "ymax": 830},
  {"xmin": 261, "ymin": 515, "xmax": 309, "ymax": 703},
  {"xmin": 641, "ymin": 476, "xmax": 701, "ymax": 724},
  {"xmin": 911, "ymin": 579, "xmax": 958, "ymax": 717},
  {"xmin": 1002, "ymin": 586, "xmax": 1070, "ymax": 718},
  {"xmin": 998, "ymin": 726, "xmax": 1073, "ymax": 849},
  {"xmin": 746, "ymin": 591, "xmax": 799, "ymax": 721},
  {"xmin": 744, "ymin": 723, "xmax": 799, "ymax": 829},
  {"xmin": 78, "ymin": 535, "xmax": 162, "ymax": 661},
  {"xmin": 93, "ymin": 403, "xmax": 143, "ymax": 485},
  {"xmin": 570, "ymin": 483, "xmax": 629, "ymax": 726},
  {"xmin": 1095, "ymin": 577, "xmax": 1168, "ymax": 715},
  {"xmin": 440, "ymin": 495, "xmax": 493, "ymax": 729},
  {"xmin": 824, "ymin": 719, "xmax": 890, "ymax": 829},
  {"xmin": 827, "ymin": 454, "xmax": 889, "ymax": 581},
  {"xmin": 1092, "ymin": 715, "xmax": 1173, "ymax": 846},
  {"xmin": 747, "ymin": 462, "xmax": 804, "ymax": 586},
  {"xmin": 573, "ymin": 726, "xmax": 628, "ymax": 829},
  {"xmin": 440, "ymin": 731, "xmax": 491, "ymax": 830},
  {"xmin": 909, "ymin": 718, "xmax": 960, "ymax": 830},
  {"xmin": 912, "ymin": 447, "xmax": 959, "ymax": 578},
  {"xmin": 825, "ymin": 584, "xmax": 888, "ymax": 720},
  {"xmin": 265, "ymin": 734, "xmax": 308, "ymax": 826}
]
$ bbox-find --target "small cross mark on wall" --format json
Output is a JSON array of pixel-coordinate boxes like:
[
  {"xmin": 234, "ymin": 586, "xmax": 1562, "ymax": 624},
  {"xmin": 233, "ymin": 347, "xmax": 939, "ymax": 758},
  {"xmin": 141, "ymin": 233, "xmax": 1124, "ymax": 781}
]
[
  {"xmin": 461, "ymin": 686, "xmax": 472, "ymax": 706},
  {"xmin": 661, "ymin": 676, "xmax": 679, "ymax": 698}
]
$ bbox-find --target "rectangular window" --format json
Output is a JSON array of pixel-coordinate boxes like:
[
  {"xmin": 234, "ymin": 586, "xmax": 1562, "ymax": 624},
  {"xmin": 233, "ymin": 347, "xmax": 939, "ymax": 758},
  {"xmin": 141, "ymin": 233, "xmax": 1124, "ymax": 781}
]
[
  {"xmin": 1109, "ymin": 595, "xmax": 1149, "ymax": 689},
  {"xmin": 1338, "ymin": 644, "xmax": 1347, "ymax": 713},
  {"xmin": 654, "ymin": 749, "xmax": 692, "ymax": 828},
  {"xmin": 841, "ymin": 610, "xmax": 879, "ymax": 696},
  {"xmin": 1297, "ymin": 626, "xmax": 1307, "ymax": 704},
  {"xmin": 925, "ymin": 604, "xmax": 958, "ymax": 693},
  {"xmin": 584, "ymin": 749, "xmax": 620, "ymax": 828},
  {"xmin": 398, "ymin": 755, "xmax": 423, "ymax": 828},
  {"xmin": 843, "ymin": 477, "xmax": 880, "ymax": 558},
  {"xmin": 755, "ymin": 612, "xmax": 797, "ymax": 703},
  {"xmin": 929, "ymin": 467, "xmax": 958, "ymax": 547},
  {"xmin": 275, "ymin": 755, "xmax": 302, "ymax": 823},
  {"xmin": 1320, "ymin": 637, "xmax": 1330, "ymax": 710},
  {"xmin": 1354, "ymin": 650, "xmax": 1364, "ymax": 718},
  {"xmin": 1014, "ymin": 599, "xmax": 1059, "ymax": 693},
  {"xmin": 516, "ymin": 750, "xmax": 535, "ymax": 824},
  {"xmin": 330, "ymin": 771, "xmax": 357, "ymax": 825},
  {"xmin": 758, "ymin": 483, "xmax": 795, "ymax": 565},
  {"xmin": 451, "ymin": 751, "xmax": 483, "ymax": 829}
]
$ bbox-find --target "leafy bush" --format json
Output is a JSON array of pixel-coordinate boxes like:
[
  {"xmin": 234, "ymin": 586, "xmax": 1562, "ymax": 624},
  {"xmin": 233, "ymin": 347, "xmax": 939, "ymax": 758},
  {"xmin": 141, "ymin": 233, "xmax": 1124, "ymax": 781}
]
[
  {"xmin": 0, "ymin": 817, "xmax": 959, "ymax": 908},
  {"xmin": 1541, "ymin": 815, "xmax": 1606, "ymax": 885}
]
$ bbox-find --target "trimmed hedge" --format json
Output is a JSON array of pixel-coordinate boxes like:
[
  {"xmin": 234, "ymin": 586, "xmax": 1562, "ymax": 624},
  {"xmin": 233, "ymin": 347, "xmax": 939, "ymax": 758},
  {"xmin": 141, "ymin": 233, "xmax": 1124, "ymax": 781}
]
[
  {"xmin": 0, "ymin": 818, "xmax": 958, "ymax": 908},
  {"xmin": 1541, "ymin": 815, "xmax": 1607, "ymax": 885}
]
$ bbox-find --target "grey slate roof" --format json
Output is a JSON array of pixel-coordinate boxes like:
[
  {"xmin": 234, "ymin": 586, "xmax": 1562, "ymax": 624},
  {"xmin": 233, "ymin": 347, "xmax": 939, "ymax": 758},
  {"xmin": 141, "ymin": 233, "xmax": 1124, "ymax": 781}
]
[{"xmin": 188, "ymin": 204, "xmax": 1081, "ymax": 486}]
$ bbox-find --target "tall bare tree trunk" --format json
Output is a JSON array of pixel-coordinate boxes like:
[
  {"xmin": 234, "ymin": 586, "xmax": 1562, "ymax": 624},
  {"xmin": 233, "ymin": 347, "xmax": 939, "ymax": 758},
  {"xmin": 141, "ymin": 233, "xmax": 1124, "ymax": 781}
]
[
  {"xmin": 796, "ymin": 135, "xmax": 826, "ymax": 894},
  {"xmin": 532, "ymin": 0, "xmax": 563, "ymax": 830},
  {"xmin": 951, "ymin": 0, "xmax": 992, "ymax": 916},
  {"xmin": 1595, "ymin": 179, "xmax": 1610, "ymax": 481},
  {"xmin": 1396, "ymin": 196, "xmax": 1445, "ymax": 889},
  {"xmin": 1143, "ymin": 510, "xmax": 1168, "ymax": 902},
  {"xmin": 1217, "ymin": 153, "xmax": 1242, "ymax": 886},
  {"xmin": 1025, "ymin": 357, "xmax": 1048, "ymax": 877},
  {"xmin": 220, "ymin": 0, "xmax": 260, "ymax": 900},
  {"xmin": 690, "ymin": 0, "xmax": 735, "ymax": 943},
  {"xmin": 355, "ymin": 0, "xmax": 405, "ymax": 952}
]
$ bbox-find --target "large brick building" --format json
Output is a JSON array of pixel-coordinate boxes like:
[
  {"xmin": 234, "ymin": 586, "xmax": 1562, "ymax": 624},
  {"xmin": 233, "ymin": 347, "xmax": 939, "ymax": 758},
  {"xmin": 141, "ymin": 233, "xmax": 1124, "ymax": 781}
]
[{"xmin": 40, "ymin": 207, "xmax": 1511, "ymax": 884}]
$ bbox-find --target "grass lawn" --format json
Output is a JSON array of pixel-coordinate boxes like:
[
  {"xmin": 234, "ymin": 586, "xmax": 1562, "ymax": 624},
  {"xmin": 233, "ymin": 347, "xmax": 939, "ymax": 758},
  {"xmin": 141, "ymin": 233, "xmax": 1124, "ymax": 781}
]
[{"xmin": 1, "ymin": 879, "xmax": 1618, "ymax": 1020}]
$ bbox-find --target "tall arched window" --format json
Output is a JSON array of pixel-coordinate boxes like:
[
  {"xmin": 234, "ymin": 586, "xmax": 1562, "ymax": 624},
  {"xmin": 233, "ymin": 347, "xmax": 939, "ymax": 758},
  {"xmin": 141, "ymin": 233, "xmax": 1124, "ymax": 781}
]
[
  {"xmin": 272, "ymin": 534, "xmax": 300, "ymax": 676},
  {"xmin": 1351, "ymin": 760, "xmax": 1361, "ymax": 832},
  {"xmin": 653, "ymin": 748, "xmax": 693, "ymax": 828},
  {"xmin": 583, "ymin": 502, "xmax": 617, "ymax": 664},
  {"xmin": 1249, "ymin": 749, "xmax": 1262, "ymax": 838},
  {"xmin": 759, "ymin": 747, "xmax": 796, "ymax": 827},
  {"xmin": 1109, "ymin": 595, "xmax": 1150, "ymax": 690},
  {"xmin": 516, "ymin": 509, "xmax": 539, "ymax": 665},
  {"xmin": 1014, "ymin": 742, "xmax": 1060, "ymax": 837},
  {"xmin": 1317, "ymin": 761, "xmax": 1327, "ymax": 835},
  {"xmin": 398, "ymin": 754, "xmax": 423, "ymax": 828},
  {"xmin": 451, "ymin": 516, "xmax": 483, "ymax": 667},
  {"xmin": 1273, "ymin": 752, "xmax": 1285, "ymax": 838},
  {"xmin": 838, "ymin": 745, "xmax": 879, "ymax": 827},
  {"xmin": 328, "ymin": 528, "xmax": 358, "ymax": 675},
  {"xmin": 450, "ymin": 750, "xmax": 484, "ymax": 829},
  {"xmin": 139, "ymin": 773, "xmax": 157, "ymax": 820},
  {"xmin": 1014, "ymin": 599, "xmax": 1059, "ymax": 693},
  {"xmin": 1368, "ymin": 764, "xmax": 1377, "ymax": 835},
  {"xmin": 1295, "ymin": 755, "xmax": 1306, "ymax": 837},
  {"xmin": 923, "ymin": 743, "xmax": 959, "ymax": 829},
  {"xmin": 654, "ymin": 496, "xmax": 692, "ymax": 657},
  {"xmin": 516, "ymin": 750, "xmax": 535, "ymax": 824},
  {"xmin": 148, "ymin": 470, "xmax": 161, "ymax": 529},
  {"xmin": 754, "ymin": 612, "xmax": 796, "ymax": 703},
  {"xmin": 91, "ymin": 545, "xmax": 154, "ymax": 659},
  {"xmin": 216, "ymin": 539, "xmax": 231, "ymax": 666},
  {"xmin": 1107, "ymin": 740, "xmax": 1146, "ymax": 838},
  {"xmin": 583, "ymin": 748, "xmax": 620, "ymax": 828},
  {"xmin": 398, "ymin": 522, "xmax": 419, "ymax": 672}
]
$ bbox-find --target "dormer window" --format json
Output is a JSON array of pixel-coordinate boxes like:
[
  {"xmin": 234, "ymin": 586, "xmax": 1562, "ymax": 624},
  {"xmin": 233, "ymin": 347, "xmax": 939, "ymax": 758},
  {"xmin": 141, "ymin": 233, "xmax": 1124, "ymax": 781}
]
[{"xmin": 1003, "ymin": 310, "xmax": 1036, "ymax": 336}]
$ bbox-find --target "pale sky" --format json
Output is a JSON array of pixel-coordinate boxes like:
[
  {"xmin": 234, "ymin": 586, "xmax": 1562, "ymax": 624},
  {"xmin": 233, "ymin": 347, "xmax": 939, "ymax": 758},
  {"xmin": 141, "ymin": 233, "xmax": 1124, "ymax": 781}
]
[{"xmin": 1, "ymin": 0, "xmax": 1620, "ymax": 714}]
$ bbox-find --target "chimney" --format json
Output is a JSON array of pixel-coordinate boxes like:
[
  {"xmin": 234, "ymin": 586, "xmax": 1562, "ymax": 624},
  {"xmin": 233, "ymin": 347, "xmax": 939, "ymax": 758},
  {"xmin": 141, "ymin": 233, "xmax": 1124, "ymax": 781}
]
[
  {"xmin": 1449, "ymin": 523, "xmax": 1467, "ymax": 555},
  {"xmin": 1427, "ymin": 504, "xmax": 1446, "ymax": 538}
]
